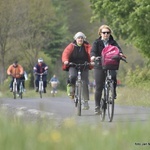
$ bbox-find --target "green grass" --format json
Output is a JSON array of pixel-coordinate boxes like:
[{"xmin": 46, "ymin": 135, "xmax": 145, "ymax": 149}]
[
  {"xmin": 0, "ymin": 84, "xmax": 150, "ymax": 150},
  {"xmin": 0, "ymin": 113, "xmax": 149, "ymax": 150},
  {"xmin": 116, "ymin": 85, "xmax": 150, "ymax": 107}
]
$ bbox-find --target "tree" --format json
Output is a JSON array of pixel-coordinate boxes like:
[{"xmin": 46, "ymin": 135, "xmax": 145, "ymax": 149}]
[{"xmin": 90, "ymin": 0, "xmax": 150, "ymax": 59}]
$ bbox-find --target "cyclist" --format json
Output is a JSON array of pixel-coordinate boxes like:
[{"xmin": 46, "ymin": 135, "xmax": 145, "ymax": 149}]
[
  {"xmin": 7, "ymin": 61, "xmax": 24, "ymax": 92},
  {"xmin": 49, "ymin": 74, "xmax": 59, "ymax": 94},
  {"xmin": 62, "ymin": 32, "xmax": 93, "ymax": 110},
  {"xmin": 90, "ymin": 25, "xmax": 124, "ymax": 115},
  {"xmin": 33, "ymin": 58, "xmax": 48, "ymax": 93}
]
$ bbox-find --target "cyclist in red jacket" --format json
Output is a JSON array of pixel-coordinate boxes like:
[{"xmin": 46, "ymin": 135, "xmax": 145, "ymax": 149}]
[{"xmin": 62, "ymin": 32, "xmax": 93, "ymax": 110}]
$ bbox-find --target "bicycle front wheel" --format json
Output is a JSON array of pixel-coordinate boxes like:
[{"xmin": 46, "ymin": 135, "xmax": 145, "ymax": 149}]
[
  {"xmin": 100, "ymin": 89, "xmax": 106, "ymax": 121},
  {"xmin": 77, "ymin": 82, "xmax": 82, "ymax": 116},
  {"xmin": 13, "ymin": 84, "xmax": 17, "ymax": 99},
  {"xmin": 13, "ymin": 92, "xmax": 17, "ymax": 99},
  {"xmin": 107, "ymin": 82, "xmax": 115, "ymax": 122},
  {"xmin": 39, "ymin": 82, "xmax": 43, "ymax": 98},
  {"xmin": 19, "ymin": 83, "xmax": 23, "ymax": 99},
  {"xmin": 39, "ymin": 91, "xmax": 42, "ymax": 98}
]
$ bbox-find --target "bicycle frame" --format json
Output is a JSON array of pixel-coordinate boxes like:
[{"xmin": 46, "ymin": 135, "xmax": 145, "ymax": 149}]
[{"xmin": 69, "ymin": 62, "xmax": 90, "ymax": 116}]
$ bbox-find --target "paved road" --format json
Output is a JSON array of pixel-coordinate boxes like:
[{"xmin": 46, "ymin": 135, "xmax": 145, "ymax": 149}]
[{"xmin": 0, "ymin": 96, "xmax": 150, "ymax": 125}]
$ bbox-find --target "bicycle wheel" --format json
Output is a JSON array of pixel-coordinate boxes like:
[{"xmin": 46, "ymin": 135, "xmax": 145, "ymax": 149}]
[
  {"xmin": 39, "ymin": 91, "xmax": 42, "ymax": 98},
  {"xmin": 39, "ymin": 82, "xmax": 43, "ymax": 98},
  {"xmin": 19, "ymin": 82, "xmax": 23, "ymax": 99},
  {"xmin": 13, "ymin": 92, "xmax": 16, "ymax": 99},
  {"xmin": 100, "ymin": 89, "xmax": 106, "ymax": 121},
  {"xmin": 107, "ymin": 81, "xmax": 115, "ymax": 122},
  {"xmin": 13, "ymin": 83, "xmax": 17, "ymax": 99},
  {"xmin": 77, "ymin": 82, "xmax": 82, "ymax": 116},
  {"xmin": 74, "ymin": 83, "xmax": 78, "ymax": 107}
]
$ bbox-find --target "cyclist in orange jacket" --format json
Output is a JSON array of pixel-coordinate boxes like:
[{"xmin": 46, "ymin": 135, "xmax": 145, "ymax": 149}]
[{"xmin": 7, "ymin": 61, "xmax": 24, "ymax": 92}]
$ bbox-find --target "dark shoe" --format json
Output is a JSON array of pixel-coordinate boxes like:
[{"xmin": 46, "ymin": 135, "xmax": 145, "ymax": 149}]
[
  {"xmin": 94, "ymin": 106, "xmax": 101, "ymax": 115},
  {"xmin": 67, "ymin": 84, "xmax": 74, "ymax": 97},
  {"xmin": 35, "ymin": 87, "xmax": 38, "ymax": 92},
  {"xmin": 44, "ymin": 88, "xmax": 46, "ymax": 93}
]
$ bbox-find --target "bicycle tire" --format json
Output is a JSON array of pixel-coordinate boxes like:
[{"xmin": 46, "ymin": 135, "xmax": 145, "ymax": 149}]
[
  {"xmin": 19, "ymin": 82, "xmax": 23, "ymax": 99},
  {"xmin": 40, "ymin": 91, "xmax": 42, "ymax": 98},
  {"xmin": 77, "ymin": 82, "xmax": 82, "ymax": 116},
  {"xmin": 13, "ymin": 92, "xmax": 16, "ymax": 99},
  {"xmin": 74, "ymin": 86, "xmax": 78, "ymax": 107},
  {"xmin": 13, "ymin": 83, "xmax": 17, "ymax": 99},
  {"xmin": 107, "ymin": 81, "xmax": 114, "ymax": 122},
  {"xmin": 39, "ymin": 81, "xmax": 43, "ymax": 98},
  {"xmin": 100, "ymin": 90, "xmax": 106, "ymax": 121}
]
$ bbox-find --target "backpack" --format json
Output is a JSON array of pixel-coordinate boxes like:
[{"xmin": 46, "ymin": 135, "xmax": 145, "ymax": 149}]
[{"xmin": 101, "ymin": 45, "xmax": 120, "ymax": 70}]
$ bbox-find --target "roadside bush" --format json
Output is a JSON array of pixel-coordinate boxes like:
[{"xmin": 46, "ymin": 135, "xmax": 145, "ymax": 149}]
[{"xmin": 125, "ymin": 66, "xmax": 150, "ymax": 89}]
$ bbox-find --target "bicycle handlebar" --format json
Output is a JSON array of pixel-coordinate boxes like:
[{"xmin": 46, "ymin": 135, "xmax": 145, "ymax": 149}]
[
  {"xmin": 94, "ymin": 55, "xmax": 127, "ymax": 63},
  {"xmin": 68, "ymin": 61, "xmax": 91, "ymax": 67},
  {"xmin": 35, "ymin": 71, "xmax": 47, "ymax": 76}
]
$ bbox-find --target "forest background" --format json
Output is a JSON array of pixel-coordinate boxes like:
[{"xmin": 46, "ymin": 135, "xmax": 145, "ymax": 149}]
[{"xmin": 0, "ymin": 0, "xmax": 149, "ymax": 94}]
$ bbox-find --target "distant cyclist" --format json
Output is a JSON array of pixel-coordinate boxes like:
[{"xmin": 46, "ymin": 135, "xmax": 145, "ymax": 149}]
[
  {"xmin": 33, "ymin": 58, "xmax": 48, "ymax": 93},
  {"xmin": 49, "ymin": 74, "xmax": 59, "ymax": 94},
  {"xmin": 7, "ymin": 61, "xmax": 24, "ymax": 92}
]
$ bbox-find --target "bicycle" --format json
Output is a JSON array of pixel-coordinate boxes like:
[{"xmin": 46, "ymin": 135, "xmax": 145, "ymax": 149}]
[
  {"xmin": 68, "ymin": 62, "xmax": 90, "ymax": 116},
  {"xmin": 12, "ymin": 77, "xmax": 24, "ymax": 99},
  {"xmin": 95, "ymin": 55, "xmax": 127, "ymax": 122},
  {"xmin": 35, "ymin": 72, "xmax": 47, "ymax": 98}
]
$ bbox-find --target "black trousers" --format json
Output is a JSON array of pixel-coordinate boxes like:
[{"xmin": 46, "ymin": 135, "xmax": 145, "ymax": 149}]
[{"xmin": 94, "ymin": 68, "xmax": 117, "ymax": 108}]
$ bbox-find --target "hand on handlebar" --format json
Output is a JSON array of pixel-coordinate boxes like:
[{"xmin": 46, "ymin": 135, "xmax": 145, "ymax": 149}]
[
  {"xmin": 91, "ymin": 56, "xmax": 96, "ymax": 62},
  {"xmin": 64, "ymin": 61, "xmax": 69, "ymax": 65}
]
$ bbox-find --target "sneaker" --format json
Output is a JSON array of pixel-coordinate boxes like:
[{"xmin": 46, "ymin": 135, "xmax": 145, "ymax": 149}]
[
  {"xmin": 44, "ymin": 88, "xmax": 46, "ymax": 93},
  {"xmin": 35, "ymin": 87, "xmax": 38, "ymax": 92},
  {"xmin": 67, "ymin": 84, "xmax": 74, "ymax": 97},
  {"xmin": 94, "ymin": 106, "xmax": 101, "ymax": 115},
  {"xmin": 82, "ymin": 101, "xmax": 89, "ymax": 110},
  {"xmin": 10, "ymin": 88, "xmax": 13, "ymax": 92}
]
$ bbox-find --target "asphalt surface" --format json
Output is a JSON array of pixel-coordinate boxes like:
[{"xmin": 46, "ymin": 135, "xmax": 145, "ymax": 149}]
[{"xmin": 0, "ymin": 95, "xmax": 150, "ymax": 126}]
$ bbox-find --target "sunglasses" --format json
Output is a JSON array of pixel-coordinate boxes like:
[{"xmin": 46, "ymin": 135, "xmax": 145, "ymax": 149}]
[{"xmin": 102, "ymin": 32, "xmax": 110, "ymax": 34}]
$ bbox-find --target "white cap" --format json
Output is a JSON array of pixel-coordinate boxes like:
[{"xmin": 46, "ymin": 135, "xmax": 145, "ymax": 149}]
[
  {"xmin": 38, "ymin": 58, "xmax": 43, "ymax": 63},
  {"xmin": 73, "ymin": 32, "xmax": 86, "ymax": 40}
]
